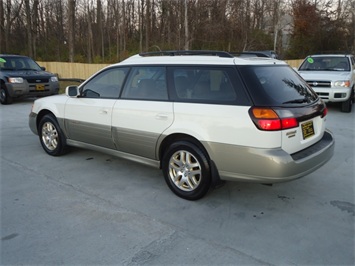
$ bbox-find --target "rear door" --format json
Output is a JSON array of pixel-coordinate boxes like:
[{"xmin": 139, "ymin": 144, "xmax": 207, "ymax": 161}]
[{"xmin": 111, "ymin": 66, "xmax": 173, "ymax": 159}]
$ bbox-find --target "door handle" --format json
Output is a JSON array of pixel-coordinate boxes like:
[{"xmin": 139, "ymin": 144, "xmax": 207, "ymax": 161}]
[
  {"xmin": 155, "ymin": 113, "xmax": 168, "ymax": 120},
  {"xmin": 99, "ymin": 109, "xmax": 108, "ymax": 114}
]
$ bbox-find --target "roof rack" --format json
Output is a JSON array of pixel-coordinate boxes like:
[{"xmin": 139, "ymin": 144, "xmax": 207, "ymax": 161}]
[
  {"xmin": 230, "ymin": 51, "xmax": 270, "ymax": 58},
  {"xmin": 139, "ymin": 50, "xmax": 234, "ymax": 58}
]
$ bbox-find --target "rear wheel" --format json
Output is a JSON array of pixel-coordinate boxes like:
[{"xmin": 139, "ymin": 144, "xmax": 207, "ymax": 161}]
[
  {"xmin": 162, "ymin": 141, "xmax": 211, "ymax": 200},
  {"xmin": 38, "ymin": 114, "xmax": 67, "ymax": 156},
  {"xmin": 0, "ymin": 84, "xmax": 13, "ymax": 105}
]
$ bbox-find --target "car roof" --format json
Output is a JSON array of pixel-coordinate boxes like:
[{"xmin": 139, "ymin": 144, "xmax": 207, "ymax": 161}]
[
  {"xmin": 306, "ymin": 54, "xmax": 352, "ymax": 58},
  {"xmin": 117, "ymin": 51, "xmax": 286, "ymax": 67},
  {"xmin": 0, "ymin": 54, "xmax": 30, "ymax": 58}
]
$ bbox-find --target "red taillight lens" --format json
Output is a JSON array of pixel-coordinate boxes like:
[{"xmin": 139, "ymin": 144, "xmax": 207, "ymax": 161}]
[
  {"xmin": 258, "ymin": 119, "xmax": 281, "ymax": 130},
  {"xmin": 250, "ymin": 107, "xmax": 299, "ymax": 131},
  {"xmin": 281, "ymin": 117, "xmax": 298, "ymax": 129},
  {"xmin": 321, "ymin": 107, "xmax": 328, "ymax": 118}
]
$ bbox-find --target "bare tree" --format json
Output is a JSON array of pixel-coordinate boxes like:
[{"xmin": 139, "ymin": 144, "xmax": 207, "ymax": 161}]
[
  {"xmin": 68, "ymin": 0, "xmax": 75, "ymax": 62},
  {"xmin": 0, "ymin": 0, "xmax": 4, "ymax": 52},
  {"xmin": 184, "ymin": 0, "xmax": 189, "ymax": 50},
  {"xmin": 24, "ymin": 0, "xmax": 33, "ymax": 56}
]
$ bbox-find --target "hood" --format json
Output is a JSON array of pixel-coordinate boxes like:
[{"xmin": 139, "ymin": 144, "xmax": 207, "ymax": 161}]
[
  {"xmin": 298, "ymin": 70, "xmax": 351, "ymax": 81},
  {"xmin": 2, "ymin": 69, "xmax": 55, "ymax": 78}
]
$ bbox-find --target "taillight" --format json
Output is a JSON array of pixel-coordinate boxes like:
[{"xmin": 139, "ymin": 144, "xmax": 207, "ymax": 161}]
[
  {"xmin": 321, "ymin": 107, "xmax": 328, "ymax": 118},
  {"xmin": 249, "ymin": 107, "xmax": 299, "ymax": 131}
]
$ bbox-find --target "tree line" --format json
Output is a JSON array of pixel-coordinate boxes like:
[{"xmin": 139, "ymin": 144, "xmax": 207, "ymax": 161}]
[{"xmin": 0, "ymin": 0, "xmax": 354, "ymax": 63}]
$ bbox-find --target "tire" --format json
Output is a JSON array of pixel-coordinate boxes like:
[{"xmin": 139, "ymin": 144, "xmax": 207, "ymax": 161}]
[
  {"xmin": 341, "ymin": 93, "xmax": 353, "ymax": 113},
  {"xmin": 38, "ymin": 114, "xmax": 67, "ymax": 156},
  {"xmin": 162, "ymin": 141, "xmax": 211, "ymax": 200},
  {"xmin": 0, "ymin": 84, "xmax": 13, "ymax": 105}
]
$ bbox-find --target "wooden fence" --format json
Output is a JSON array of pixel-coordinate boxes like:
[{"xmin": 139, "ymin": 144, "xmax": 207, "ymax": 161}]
[{"xmin": 38, "ymin": 59, "xmax": 304, "ymax": 81}]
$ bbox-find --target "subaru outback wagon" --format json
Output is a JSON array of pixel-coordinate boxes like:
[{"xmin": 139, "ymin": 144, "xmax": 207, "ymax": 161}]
[
  {"xmin": 0, "ymin": 54, "xmax": 59, "ymax": 104},
  {"xmin": 29, "ymin": 51, "xmax": 334, "ymax": 200}
]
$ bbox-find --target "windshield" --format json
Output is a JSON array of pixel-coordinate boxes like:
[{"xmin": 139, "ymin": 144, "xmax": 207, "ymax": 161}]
[
  {"xmin": 238, "ymin": 65, "xmax": 318, "ymax": 106},
  {"xmin": 0, "ymin": 56, "xmax": 42, "ymax": 71},
  {"xmin": 299, "ymin": 56, "xmax": 350, "ymax": 71}
]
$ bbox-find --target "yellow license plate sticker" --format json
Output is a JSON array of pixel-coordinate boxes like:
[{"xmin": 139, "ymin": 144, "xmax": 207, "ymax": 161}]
[
  {"xmin": 301, "ymin": 121, "xmax": 315, "ymax": 139},
  {"xmin": 36, "ymin": 84, "xmax": 45, "ymax": 91}
]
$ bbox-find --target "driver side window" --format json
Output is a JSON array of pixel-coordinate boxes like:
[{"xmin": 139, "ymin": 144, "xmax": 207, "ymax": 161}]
[{"xmin": 82, "ymin": 67, "xmax": 129, "ymax": 99}]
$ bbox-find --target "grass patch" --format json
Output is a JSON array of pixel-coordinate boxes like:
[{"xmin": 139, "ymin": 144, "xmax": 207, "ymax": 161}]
[{"xmin": 59, "ymin": 80, "xmax": 83, "ymax": 94}]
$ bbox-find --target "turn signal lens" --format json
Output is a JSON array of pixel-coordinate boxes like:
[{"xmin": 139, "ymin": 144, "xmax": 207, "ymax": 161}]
[{"xmin": 250, "ymin": 107, "xmax": 299, "ymax": 131}]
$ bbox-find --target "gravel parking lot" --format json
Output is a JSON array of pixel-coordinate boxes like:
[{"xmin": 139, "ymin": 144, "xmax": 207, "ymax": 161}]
[{"xmin": 1, "ymin": 99, "xmax": 354, "ymax": 265}]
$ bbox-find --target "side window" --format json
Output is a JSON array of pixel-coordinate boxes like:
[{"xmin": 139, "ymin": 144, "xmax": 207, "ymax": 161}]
[
  {"xmin": 81, "ymin": 67, "xmax": 129, "ymax": 99},
  {"xmin": 172, "ymin": 67, "xmax": 237, "ymax": 102},
  {"xmin": 121, "ymin": 66, "xmax": 168, "ymax": 100}
]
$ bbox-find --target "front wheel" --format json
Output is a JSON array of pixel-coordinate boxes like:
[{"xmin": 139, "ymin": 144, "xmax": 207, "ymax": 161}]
[
  {"xmin": 0, "ymin": 85, "xmax": 13, "ymax": 105},
  {"xmin": 162, "ymin": 141, "xmax": 211, "ymax": 200},
  {"xmin": 341, "ymin": 94, "xmax": 353, "ymax": 113},
  {"xmin": 38, "ymin": 114, "xmax": 67, "ymax": 156}
]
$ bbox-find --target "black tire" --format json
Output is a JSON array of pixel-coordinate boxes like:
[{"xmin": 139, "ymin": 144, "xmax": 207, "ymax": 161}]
[
  {"xmin": 0, "ymin": 84, "xmax": 13, "ymax": 105},
  {"xmin": 38, "ymin": 114, "xmax": 67, "ymax": 156},
  {"xmin": 341, "ymin": 94, "xmax": 353, "ymax": 113},
  {"xmin": 162, "ymin": 141, "xmax": 211, "ymax": 200}
]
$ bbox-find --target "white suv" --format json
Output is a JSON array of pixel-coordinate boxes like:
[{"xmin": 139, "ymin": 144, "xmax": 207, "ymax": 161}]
[
  {"xmin": 29, "ymin": 51, "xmax": 334, "ymax": 200},
  {"xmin": 297, "ymin": 54, "xmax": 355, "ymax": 113}
]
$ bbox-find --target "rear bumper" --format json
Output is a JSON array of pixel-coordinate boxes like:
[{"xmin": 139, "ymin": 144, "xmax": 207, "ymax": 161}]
[{"xmin": 207, "ymin": 130, "xmax": 334, "ymax": 183}]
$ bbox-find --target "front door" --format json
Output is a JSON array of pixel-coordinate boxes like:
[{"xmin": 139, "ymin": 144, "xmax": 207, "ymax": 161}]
[{"xmin": 65, "ymin": 67, "xmax": 129, "ymax": 149}]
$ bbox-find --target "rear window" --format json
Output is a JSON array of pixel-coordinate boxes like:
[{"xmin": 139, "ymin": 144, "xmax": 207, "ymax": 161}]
[{"xmin": 238, "ymin": 65, "xmax": 318, "ymax": 106}]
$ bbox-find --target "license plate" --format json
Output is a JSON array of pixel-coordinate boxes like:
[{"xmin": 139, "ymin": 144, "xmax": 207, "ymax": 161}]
[
  {"xmin": 301, "ymin": 121, "xmax": 315, "ymax": 139},
  {"xmin": 36, "ymin": 84, "xmax": 45, "ymax": 91}
]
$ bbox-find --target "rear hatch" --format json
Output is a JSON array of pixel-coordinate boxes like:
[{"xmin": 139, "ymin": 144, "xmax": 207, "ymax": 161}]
[{"xmin": 238, "ymin": 65, "xmax": 328, "ymax": 154}]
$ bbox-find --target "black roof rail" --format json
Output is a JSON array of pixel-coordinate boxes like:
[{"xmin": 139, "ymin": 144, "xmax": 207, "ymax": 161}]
[
  {"xmin": 230, "ymin": 51, "xmax": 270, "ymax": 58},
  {"xmin": 139, "ymin": 50, "xmax": 234, "ymax": 58}
]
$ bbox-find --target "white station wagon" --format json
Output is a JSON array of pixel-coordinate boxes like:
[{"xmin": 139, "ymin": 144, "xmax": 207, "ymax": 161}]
[{"xmin": 29, "ymin": 51, "xmax": 334, "ymax": 200}]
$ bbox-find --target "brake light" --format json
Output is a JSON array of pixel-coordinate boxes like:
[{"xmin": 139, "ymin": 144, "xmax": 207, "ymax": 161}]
[
  {"xmin": 250, "ymin": 107, "xmax": 298, "ymax": 131},
  {"xmin": 321, "ymin": 107, "xmax": 328, "ymax": 118}
]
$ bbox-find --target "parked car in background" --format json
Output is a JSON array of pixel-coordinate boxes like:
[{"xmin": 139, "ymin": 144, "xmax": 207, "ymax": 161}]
[
  {"xmin": 297, "ymin": 54, "xmax": 355, "ymax": 113},
  {"xmin": 29, "ymin": 50, "xmax": 334, "ymax": 200},
  {"xmin": 0, "ymin": 54, "xmax": 59, "ymax": 104}
]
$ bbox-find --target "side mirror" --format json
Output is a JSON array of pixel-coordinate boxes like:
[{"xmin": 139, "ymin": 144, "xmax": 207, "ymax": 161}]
[
  {"xmin": 40, "ymin": 66, "xmax": 46, "ymax": 71},
  {"xmin": 65, "ymin": 85, "xmax": 80, "ymax": 97}
]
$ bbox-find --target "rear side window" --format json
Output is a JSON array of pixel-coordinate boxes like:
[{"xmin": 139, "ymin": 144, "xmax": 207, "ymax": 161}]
[
  {"xmin": 169, "ymin": 66, "xmax": 248, "ymax": 104},
  {"xmin": 239, "ymin": 65, "xmax": 318, "ymax": 106},
  {"xmin": 121, "ymin": 66, "xmax": 168, "ymax": 100}
]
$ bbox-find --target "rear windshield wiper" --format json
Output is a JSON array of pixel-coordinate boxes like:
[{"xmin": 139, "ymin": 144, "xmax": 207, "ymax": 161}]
[{"xmin": 283, "ymin": 98, "xmax": 309, "ymax": 104}]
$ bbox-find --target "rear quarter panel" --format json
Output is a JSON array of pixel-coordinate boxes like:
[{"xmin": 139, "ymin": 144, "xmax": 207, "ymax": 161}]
[{"xmin": 164, "ymin": 102, "xmax": 281, "ymax": 152}]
